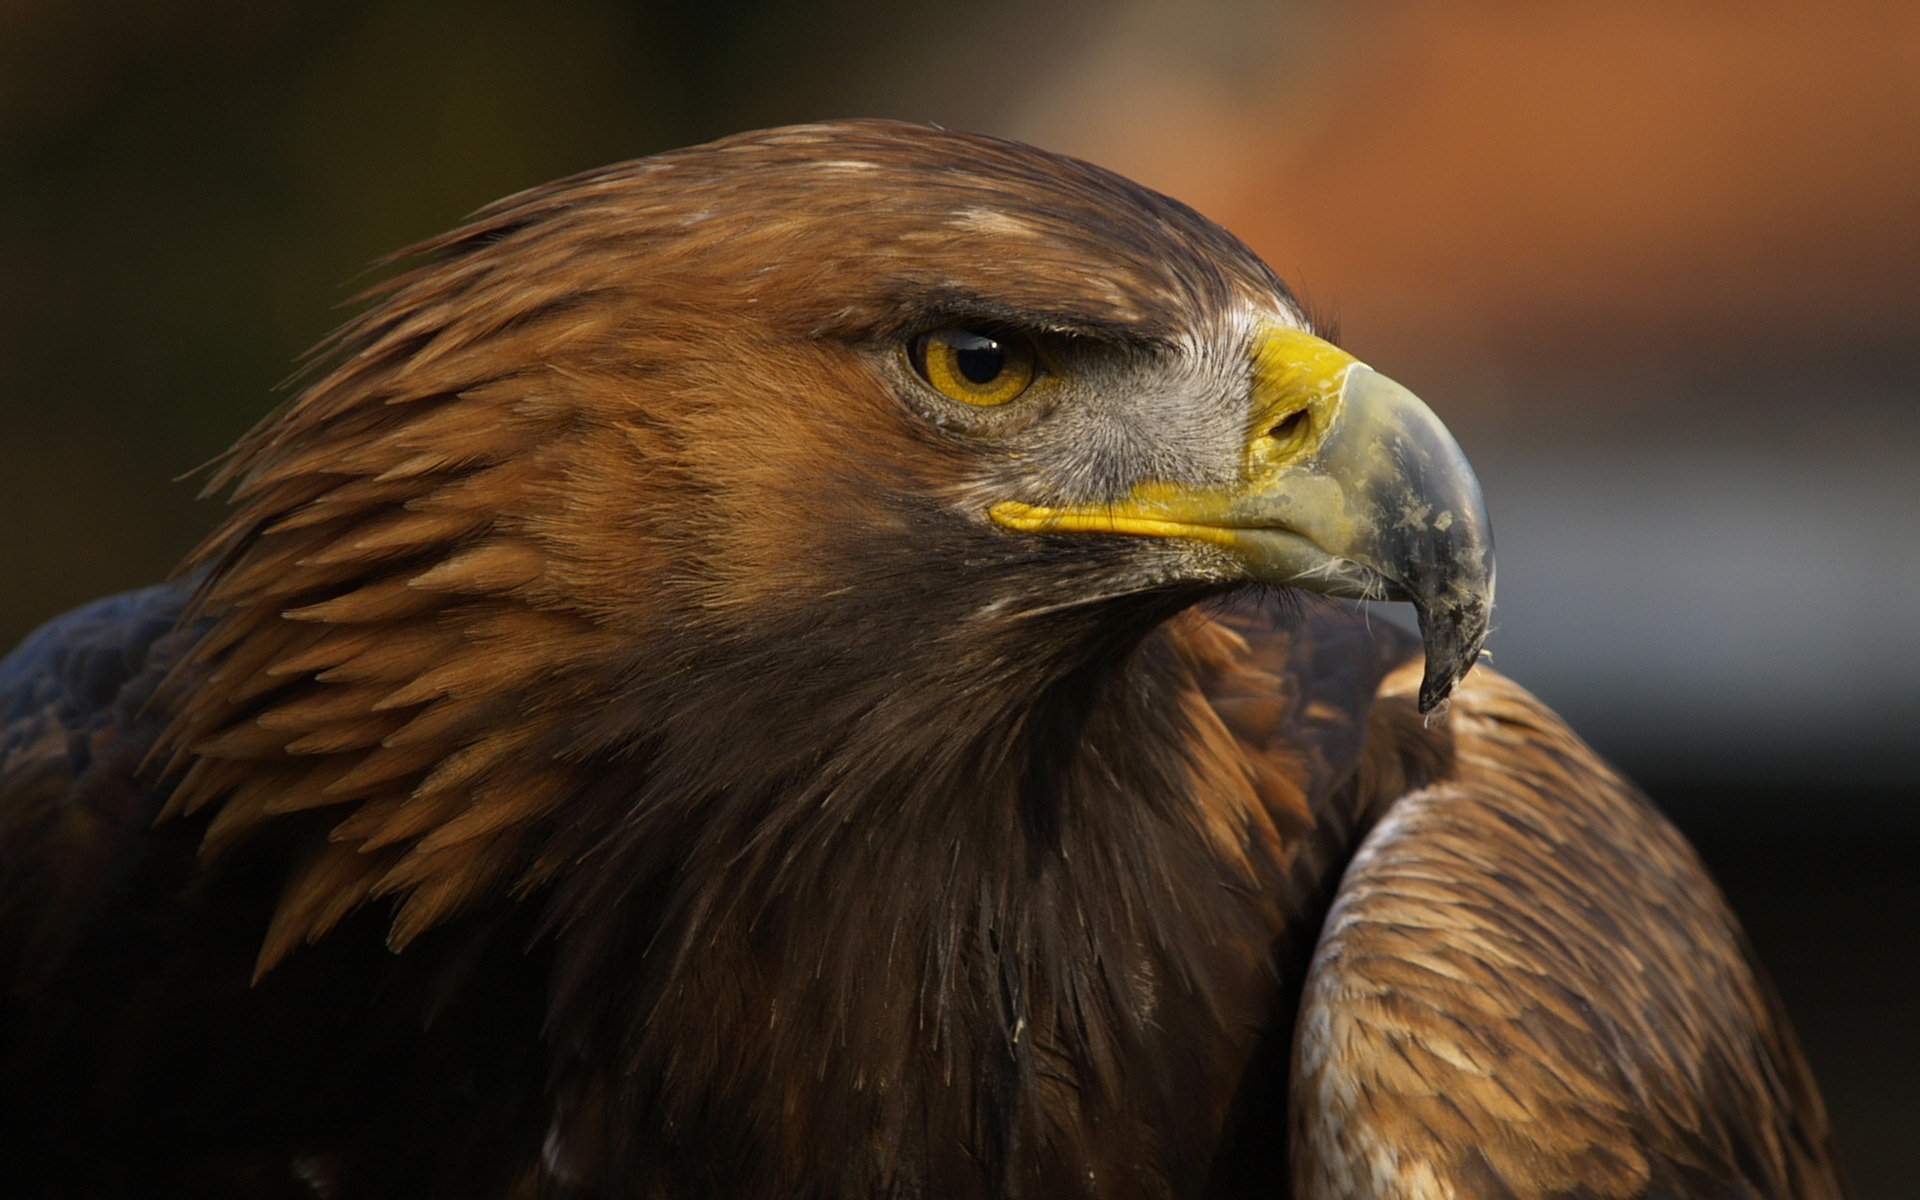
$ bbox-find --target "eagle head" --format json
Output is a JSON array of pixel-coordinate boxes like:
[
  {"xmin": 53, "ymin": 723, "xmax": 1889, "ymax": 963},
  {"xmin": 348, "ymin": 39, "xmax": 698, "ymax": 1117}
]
[{"xmin": 162, "ymin": 118, "xmax": 1491, "ymax": 1082}]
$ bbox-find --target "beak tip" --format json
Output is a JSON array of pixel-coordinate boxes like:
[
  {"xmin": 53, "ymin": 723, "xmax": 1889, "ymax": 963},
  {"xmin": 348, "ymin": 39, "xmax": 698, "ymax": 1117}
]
[
  {"xmin": 1417, "ymin": 669, "xmax": 1460, "ymax": 716},
  {"xmin": 1412, "ymin": 589, "xmax": 1492, "ymax": 715}
]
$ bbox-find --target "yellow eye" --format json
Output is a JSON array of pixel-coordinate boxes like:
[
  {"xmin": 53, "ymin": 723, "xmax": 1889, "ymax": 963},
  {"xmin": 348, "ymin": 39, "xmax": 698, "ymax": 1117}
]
[{"xmin": 910, "ymin": 327, "xmax": 1037, "ymax": 406}]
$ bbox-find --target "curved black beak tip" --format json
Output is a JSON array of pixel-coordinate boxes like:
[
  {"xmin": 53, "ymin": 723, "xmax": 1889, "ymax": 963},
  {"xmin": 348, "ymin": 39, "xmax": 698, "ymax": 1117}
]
[{"xmin": 1412, "ymin": 587, "xmax": 1491, "ymax": 715}]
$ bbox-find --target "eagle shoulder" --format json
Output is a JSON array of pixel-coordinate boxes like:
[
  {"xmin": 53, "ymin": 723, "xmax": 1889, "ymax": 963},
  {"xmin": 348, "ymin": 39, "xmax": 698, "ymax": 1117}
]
[
  {"xmin": 0, "ymin": 578, "xmax": 204, "ymax": 982},
  {"xmin": 1289, "ymin": 664, "xmax": 1845, "ymax": 1200}
]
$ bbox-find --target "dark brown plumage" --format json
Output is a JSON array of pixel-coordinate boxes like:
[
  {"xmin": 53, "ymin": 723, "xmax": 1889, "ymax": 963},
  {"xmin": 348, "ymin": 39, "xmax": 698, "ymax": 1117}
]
[{"xmin": 0, "ymin": 121, "xmax": 1842, "ymax": 1198}]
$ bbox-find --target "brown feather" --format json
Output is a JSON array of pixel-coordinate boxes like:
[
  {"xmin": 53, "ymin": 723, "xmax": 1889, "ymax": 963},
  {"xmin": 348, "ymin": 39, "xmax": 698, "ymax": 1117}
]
[
  {"xmin": 0, "ymin": 120, "xmax": 1844, "ymax": 1199},
  {"xmin": 1292, "ymin": 665, "xmax": 1842, "ymax": 1199}
]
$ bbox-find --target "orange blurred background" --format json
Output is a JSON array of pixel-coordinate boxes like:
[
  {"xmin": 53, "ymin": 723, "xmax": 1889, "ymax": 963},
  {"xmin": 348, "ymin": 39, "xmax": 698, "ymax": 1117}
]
[{"xmin": 3, "ymin": 1, "xmax": 1915, "ymax": 1189}]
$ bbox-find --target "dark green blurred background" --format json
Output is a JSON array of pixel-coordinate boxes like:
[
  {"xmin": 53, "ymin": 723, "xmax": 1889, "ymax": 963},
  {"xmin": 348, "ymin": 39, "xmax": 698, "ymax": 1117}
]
[{"xmin": 3, "ymin": 1, "xmax": 1915, "ymax": 1191}]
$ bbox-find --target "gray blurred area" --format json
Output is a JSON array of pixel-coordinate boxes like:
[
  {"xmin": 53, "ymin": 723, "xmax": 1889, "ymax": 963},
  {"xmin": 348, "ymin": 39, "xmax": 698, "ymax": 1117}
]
[
  {"xmin": 1465, "ymin": 375, "xmax": 1920, "ymax": 797},
  {"xmin": 2, "ymin": 0, "xmax": 1915, "ymax": 1191}
]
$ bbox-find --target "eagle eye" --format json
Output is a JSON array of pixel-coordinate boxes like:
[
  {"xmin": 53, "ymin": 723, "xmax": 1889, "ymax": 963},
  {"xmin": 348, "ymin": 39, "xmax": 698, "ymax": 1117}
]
[{"xmin": 909, "ymin": 326, "xmax": 1037, "ymax": 407}]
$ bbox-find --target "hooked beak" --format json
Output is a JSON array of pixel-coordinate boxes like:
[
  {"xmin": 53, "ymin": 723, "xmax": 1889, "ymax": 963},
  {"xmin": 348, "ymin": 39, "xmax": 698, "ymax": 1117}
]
[{"xmin": 992, "ymin": 325, "xmax": 1495, "ymax": 713}]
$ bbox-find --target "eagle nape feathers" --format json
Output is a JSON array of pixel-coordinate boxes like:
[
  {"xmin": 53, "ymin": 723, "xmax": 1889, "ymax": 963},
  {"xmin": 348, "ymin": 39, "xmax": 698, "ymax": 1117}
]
[{"xmin": 0, "ymin": 120, "xmax": 1843, "ymax": 1199}]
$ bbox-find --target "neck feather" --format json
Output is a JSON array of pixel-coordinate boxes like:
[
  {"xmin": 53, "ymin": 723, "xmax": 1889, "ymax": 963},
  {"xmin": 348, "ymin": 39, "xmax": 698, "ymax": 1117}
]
[{"xmin": 536, "ymin": 602, "xmax": 1294, "ymax": 1197}]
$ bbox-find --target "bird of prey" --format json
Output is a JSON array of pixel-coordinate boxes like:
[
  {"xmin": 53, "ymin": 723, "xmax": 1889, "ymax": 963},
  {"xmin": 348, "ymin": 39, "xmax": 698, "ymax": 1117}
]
[{"xmin": 0, "ymin": 121, "xmax": 1843, "ymax": 1199}]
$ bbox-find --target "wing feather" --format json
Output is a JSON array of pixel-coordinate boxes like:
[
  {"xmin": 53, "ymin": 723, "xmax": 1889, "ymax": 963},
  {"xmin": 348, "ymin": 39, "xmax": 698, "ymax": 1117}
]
[{"xmin": 1288, "ymin": 663, "xmax": 1844, "ymax": 1199}]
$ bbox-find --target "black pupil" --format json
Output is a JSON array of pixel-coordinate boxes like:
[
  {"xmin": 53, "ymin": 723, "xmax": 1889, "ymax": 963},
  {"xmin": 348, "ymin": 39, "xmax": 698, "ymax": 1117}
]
[{"xmin": 951, "ymin": 332, "xmax": 1006, "ymax": 385}]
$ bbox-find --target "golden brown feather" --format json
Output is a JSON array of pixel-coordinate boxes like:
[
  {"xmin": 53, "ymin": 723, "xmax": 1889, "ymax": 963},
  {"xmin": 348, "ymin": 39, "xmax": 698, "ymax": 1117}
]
[
  {"xmin": 1293, "ymin": 665, "xmax": 1842, "ymax": 1199},
  {"xmin": 0, "ymin": 121, "xmax": 1842, "ymax": 1199}
]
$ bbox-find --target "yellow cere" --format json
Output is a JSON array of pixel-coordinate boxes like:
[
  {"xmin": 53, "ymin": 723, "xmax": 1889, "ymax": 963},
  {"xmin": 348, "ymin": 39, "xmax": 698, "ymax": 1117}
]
[{"xmin": 1246, "ymin": 325, "xmax": 1360, "ymax": 479}]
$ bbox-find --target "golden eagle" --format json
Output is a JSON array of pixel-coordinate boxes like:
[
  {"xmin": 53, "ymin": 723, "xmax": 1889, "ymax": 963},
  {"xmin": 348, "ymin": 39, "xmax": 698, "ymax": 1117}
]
[{"xmin": 0, "ymin": 121, "xmax": 1842, "ymax": 1199}]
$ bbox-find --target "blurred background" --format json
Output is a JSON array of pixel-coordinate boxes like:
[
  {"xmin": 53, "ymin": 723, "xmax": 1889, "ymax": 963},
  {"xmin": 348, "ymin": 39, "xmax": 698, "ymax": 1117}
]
[{"xmin": 2, "ymin": 0, "xmax": 1914, "ymax": 1189}]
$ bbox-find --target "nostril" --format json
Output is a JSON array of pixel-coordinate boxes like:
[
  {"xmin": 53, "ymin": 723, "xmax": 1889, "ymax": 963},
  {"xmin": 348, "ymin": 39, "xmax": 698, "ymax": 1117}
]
[{"xmin": 1268, "ymin": 410, "xmax": 1308, "ymax": 442}]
